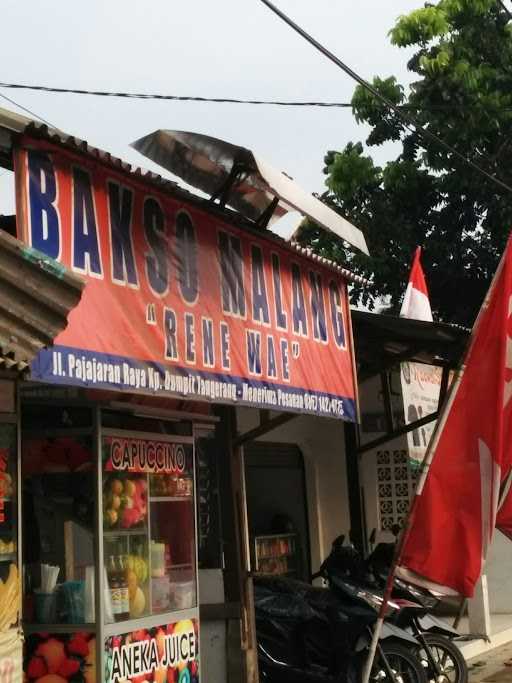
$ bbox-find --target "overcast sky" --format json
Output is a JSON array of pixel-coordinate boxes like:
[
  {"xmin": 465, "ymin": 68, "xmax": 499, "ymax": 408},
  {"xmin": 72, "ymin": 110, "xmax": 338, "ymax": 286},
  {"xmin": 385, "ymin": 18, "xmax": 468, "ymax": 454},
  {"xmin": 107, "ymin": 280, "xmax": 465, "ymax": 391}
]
[{"xmin": 0, "ymin": 0, "xmax": 419, "ymax": 214}]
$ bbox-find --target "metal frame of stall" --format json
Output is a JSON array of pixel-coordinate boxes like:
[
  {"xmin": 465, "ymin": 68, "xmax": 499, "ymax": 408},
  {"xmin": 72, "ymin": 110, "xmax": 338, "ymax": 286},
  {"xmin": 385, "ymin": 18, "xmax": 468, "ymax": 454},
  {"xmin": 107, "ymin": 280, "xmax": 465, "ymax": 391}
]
[{"xmin": 18, "ymin": 394, "xmax": 206, "ymax": 682}]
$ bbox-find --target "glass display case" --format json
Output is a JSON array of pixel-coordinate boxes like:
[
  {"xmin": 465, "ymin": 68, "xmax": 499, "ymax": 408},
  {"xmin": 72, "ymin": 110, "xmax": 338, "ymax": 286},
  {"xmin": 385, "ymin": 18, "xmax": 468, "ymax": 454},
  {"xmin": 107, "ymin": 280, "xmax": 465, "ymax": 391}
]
[
  {"xmin": 20, "ymin": 405, "xmax": 200, "ymax": 683},
  {"xmin": 102, "ymin": 432, "xmax": 197, "ymax": 624}
]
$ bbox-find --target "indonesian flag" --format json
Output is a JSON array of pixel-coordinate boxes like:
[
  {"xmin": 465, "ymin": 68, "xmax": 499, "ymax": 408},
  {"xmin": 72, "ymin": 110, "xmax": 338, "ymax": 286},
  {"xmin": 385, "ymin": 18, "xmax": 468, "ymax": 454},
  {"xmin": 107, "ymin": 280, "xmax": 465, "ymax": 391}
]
[
  {"xmin": 400, "ymin": 247, "xmax": 433, "ymax": 322},
  {"xmin": 397, "ymin": 235, "xmax": 512, "ymax": 597}
]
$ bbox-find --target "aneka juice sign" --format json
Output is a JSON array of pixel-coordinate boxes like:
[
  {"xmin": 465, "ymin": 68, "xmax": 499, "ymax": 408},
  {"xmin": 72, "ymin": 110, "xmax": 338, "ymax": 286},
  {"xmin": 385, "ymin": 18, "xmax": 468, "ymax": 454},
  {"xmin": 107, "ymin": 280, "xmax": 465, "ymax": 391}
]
[
  {"xmin": 105, "ymin": 620, "xmax": 198, "ymax": 683},
  {"xmin": 15, "ymin": 137, "xmax": 357, "ymax": 420}
]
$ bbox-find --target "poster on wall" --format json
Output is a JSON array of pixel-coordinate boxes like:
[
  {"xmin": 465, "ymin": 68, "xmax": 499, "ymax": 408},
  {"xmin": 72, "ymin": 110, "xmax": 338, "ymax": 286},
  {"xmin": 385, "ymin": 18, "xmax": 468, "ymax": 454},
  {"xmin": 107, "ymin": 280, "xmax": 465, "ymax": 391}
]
[
  {"xmin": 400, "ymin": 362, "xmax": 443, "ymax": 466},
  {"xmin": 15, "ymin": 137, "xmax": 357, "ymax": 421},
  {"xmin": 0, "ymin": 630, "xmax": 22, "ymax": 683},
  {"xmin": 105, "ymin": 619, "xmax": 199, "ymax": 683}
]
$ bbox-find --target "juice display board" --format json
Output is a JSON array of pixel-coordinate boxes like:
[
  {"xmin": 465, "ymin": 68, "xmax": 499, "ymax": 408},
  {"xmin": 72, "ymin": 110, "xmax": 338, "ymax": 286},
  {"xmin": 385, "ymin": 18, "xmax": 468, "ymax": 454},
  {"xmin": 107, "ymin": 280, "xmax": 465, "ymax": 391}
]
[
  {"xmin": 105, "ymin": 619, "xmax": 198, "ymax": 683},
  {"xmin": 102, "ymin": 432, "xmax": 198, "ymax": 626}
]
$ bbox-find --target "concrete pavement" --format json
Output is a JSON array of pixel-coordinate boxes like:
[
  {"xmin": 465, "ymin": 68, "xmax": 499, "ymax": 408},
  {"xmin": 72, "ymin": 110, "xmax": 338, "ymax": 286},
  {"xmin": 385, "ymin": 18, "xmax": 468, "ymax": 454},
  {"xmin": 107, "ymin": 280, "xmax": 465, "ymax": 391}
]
[{"xmin": 468, "ymin": 641, "xmax": 512, "ymax": 682}]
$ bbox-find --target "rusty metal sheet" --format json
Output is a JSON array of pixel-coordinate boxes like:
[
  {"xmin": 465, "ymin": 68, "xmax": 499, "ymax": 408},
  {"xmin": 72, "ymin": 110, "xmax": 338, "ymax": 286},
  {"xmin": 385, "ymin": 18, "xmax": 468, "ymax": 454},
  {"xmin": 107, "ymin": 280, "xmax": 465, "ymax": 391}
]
[{"xmin": 0, "ymin": 230, "xmax": 84, "ymax": 370}]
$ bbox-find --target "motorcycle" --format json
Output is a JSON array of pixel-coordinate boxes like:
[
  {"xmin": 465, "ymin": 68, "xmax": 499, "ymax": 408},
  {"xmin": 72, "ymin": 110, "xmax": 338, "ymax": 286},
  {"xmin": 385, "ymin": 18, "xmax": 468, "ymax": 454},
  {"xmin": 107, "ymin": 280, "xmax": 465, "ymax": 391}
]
[
  {"xmin": 254, "ymin": 572, "xmax": 428, "ymax": 683},
  {"xmin": 317, "ymin": 534, "xmax": 467, "ymax": 683},
  {"xmin": 368, "ymin": 540, "xmax": 468, "ymax": 683}
]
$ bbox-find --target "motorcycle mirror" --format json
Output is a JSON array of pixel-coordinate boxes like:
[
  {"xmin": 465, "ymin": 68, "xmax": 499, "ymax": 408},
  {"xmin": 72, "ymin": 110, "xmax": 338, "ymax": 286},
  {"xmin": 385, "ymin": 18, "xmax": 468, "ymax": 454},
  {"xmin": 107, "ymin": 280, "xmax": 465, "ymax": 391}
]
[
  {"xmin": 332, "ymin": 534, "xmax": 345, "ymax": 550},
  {"xmin": 391, "ymin": 524, "xmax": 401, "ymax": 538}
]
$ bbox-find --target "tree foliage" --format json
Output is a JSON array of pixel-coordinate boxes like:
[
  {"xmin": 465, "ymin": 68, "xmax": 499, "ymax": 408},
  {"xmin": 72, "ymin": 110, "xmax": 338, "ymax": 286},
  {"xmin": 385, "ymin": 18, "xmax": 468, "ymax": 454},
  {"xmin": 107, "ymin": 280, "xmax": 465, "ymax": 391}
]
[{"xmin": 298, "ymin": 0, "xmax": 512, "ymax": 325}]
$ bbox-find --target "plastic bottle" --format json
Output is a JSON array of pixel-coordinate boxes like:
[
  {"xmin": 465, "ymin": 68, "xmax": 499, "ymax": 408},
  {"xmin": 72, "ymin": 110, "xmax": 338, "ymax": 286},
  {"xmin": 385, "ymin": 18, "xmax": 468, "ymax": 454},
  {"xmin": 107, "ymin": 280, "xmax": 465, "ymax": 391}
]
[
  {"xmin": 108, "ymin": 555, "xmax": 121, "ymax": 620},
  {"xmin": 117, "ymin": 556, "xmax": 130, "ymax": 620}
]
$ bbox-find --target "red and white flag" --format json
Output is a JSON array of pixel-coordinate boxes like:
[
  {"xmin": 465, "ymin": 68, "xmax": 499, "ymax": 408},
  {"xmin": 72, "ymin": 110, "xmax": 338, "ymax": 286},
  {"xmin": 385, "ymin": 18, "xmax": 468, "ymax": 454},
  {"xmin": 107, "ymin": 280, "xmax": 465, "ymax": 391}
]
[
  {"xmin": 397, "ymin": 235, "xmax": 512, "ymax": 597},
  {"xmin": 400, "ymin": 247, "xmax": 433, "ymax": 322}
]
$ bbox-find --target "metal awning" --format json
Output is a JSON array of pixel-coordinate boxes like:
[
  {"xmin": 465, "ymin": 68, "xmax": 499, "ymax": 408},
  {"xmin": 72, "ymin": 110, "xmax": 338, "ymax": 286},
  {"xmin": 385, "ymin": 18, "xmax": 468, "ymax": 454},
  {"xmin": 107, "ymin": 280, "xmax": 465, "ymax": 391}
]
[
  {"xmin": 131, "ymin": 130, "xmax": 369, "ymax": 255},
  {"xmin": 352, "ymin": 309, "xmax": 469, "ymax": 381}
]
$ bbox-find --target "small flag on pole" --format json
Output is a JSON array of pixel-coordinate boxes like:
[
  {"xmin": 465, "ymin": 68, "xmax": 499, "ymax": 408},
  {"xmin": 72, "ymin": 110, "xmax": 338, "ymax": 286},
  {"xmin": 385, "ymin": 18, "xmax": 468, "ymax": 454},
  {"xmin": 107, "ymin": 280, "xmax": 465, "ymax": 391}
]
[
  {"xmin": 400, "ymin": 246, "xmax": 433, "ymax": 322},
  {"xmin": 400, "ymin": 247, "xmax": 438, "ymax": 465}
]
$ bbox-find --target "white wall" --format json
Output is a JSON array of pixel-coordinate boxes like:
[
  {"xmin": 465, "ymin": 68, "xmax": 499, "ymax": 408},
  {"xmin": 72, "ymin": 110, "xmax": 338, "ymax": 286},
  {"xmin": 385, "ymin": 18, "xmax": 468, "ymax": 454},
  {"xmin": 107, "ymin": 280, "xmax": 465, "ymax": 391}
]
[
  {"xmin": 358, "ymin": 374, "xmax": 408, "ymax": 544},
  {"xmin": 485, "ymin": 532, "xmax": 512, "ymax": 614},
  {"xmin": 237, "ymin": 407, "xmax": 351, "ymax": 574}
]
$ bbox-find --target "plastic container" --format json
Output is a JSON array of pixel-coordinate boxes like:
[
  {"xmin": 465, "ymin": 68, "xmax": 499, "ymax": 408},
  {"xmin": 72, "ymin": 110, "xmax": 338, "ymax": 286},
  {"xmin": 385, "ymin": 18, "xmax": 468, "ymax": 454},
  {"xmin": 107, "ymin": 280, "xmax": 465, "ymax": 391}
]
[
  {"xmin": 34, "ymin": 590, "xmax": 57, "ymax": 624},
  {"xmin": 58, "ymin": 581, "xmax": 84, "ymax": 623},
  {"xmin": 173, "ymin": 581, "xmax": 195, "ymax": 610},
  {"xmin": 151, "ymin": 542, "xmax": 166, "ymax": 578},
  {"xmin": 151, "ymin": 576, "xmax": 171, "ymax": 612}
]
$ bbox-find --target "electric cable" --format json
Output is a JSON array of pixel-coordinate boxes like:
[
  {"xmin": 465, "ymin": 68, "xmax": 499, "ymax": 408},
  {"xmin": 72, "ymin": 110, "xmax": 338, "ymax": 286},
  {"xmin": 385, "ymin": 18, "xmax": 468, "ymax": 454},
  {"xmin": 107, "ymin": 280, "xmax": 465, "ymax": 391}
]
[
  {"xmin": 0, "ymin": 81, "xmax": 511, "ymax": 111},
  {"xmin": 259, "ymin": 0, "xmax": 512, "ymax": 196},
  {"xmin": 0, "ymin": 90, "xmax": 55, "ymax": 128}
]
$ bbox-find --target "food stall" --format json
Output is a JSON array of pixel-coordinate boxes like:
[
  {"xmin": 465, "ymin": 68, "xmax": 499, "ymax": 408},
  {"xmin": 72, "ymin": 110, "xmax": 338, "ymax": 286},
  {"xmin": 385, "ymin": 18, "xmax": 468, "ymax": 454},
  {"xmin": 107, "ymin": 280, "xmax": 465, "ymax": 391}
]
[
  {"xmin": 20, "ymin": 401, "xmax": 200, "ymax": 683},
  {"xmin": 0, "ymin": 109, "xmax": 367, "ymax": 682}
]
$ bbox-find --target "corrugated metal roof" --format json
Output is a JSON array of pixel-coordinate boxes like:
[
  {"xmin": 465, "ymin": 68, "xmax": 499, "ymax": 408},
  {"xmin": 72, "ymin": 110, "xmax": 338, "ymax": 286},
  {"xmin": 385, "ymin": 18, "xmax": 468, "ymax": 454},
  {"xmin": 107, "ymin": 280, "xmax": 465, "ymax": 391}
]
[
  {"xmin": 0, "ymin": 106, "xmax": 369, "ymax": 286},
  {"xmin": 0, "ymin": 230, "xmax": 84, "ymax": 370}
]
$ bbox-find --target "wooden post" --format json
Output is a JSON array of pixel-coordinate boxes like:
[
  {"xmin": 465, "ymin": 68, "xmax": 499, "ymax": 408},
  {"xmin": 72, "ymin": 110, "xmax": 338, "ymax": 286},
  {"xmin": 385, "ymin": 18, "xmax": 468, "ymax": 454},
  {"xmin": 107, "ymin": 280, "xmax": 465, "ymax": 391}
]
[
  {"xmin": 344, "ymin": 421, "xmax": 366, "ymax": 552},
  {"xmin": 215, "ymin": 406, "xmax": 258, "ymax": 683}
]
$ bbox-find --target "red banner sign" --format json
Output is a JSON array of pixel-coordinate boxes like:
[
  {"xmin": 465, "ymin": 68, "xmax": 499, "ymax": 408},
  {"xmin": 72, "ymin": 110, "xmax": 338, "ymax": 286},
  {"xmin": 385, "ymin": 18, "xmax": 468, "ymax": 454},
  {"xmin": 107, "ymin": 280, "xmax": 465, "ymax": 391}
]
[{"xmin": 15, "ymin": 136, "xmax": 357, "ymax": 419}]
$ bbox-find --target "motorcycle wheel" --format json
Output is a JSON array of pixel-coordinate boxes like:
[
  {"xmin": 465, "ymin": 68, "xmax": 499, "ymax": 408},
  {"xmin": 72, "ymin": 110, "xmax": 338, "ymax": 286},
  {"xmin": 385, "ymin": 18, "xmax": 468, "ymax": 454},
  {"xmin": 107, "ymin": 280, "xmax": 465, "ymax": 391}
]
[
  {"xmin": 368, "ymin": 642, "xmax": 429, "ymax": 683},
  {"xmin": 417, "ymin": 634, "xmax": 468, "ymax": 683}
]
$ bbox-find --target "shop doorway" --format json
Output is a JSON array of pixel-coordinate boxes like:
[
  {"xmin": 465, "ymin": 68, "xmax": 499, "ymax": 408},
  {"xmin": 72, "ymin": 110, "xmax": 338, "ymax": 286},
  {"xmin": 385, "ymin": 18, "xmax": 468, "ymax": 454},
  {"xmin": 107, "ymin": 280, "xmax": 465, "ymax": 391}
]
[{"xmin": 244, "ymin": 442, "xmax": 310, "ymax": 581}]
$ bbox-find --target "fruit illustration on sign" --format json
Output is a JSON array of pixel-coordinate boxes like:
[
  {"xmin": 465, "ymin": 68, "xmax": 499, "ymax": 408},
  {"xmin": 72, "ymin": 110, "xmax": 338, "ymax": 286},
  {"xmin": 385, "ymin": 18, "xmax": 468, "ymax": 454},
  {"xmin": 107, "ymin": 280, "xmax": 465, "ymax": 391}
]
[
  {"xmin": 25, "ymin": 632, "xmax": 96, "ymax": 683},
  {"xmin": 0, "ymin": 472, "xmax": 13, "ymax": 497},
  {"xmin": 35, "ymin": 639, "xmax": 66, "ymax": 674},
  {"xmin": 110, "ymin": 494, "xmax": 121, "ymax": 510},
  {"xmin": 174, "ymin": 621, "xmax": 195, "ymax": 672},
  {"xmin": 103, "ymin": 476, "xmax": 147, "ymax": 529},
  {"xmin": 125, "ymin": 480, "xmax": 136, "ymax": 497},
  {"xmin": 104, "ymin": 509, "xmax": 118, "ymax": 527}
]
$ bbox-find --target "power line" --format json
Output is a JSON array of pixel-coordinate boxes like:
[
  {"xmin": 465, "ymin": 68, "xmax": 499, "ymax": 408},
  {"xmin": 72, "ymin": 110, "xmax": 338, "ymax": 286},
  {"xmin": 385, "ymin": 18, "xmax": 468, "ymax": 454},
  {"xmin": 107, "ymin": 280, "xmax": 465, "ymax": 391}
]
[
  {"xmin": 0, "ymin": 81, "xmax": 511, "ymax": 111},
  {"xmin": 2, "ymin": 83, "xmax": 350, "ymax": 107},
  {"xmin": 259, "ymin": 0, "xmax": 512, "ymax": 196},
  {"xmin": 0, "ymin": 90, "xmax": 55, "ymax": 128}
]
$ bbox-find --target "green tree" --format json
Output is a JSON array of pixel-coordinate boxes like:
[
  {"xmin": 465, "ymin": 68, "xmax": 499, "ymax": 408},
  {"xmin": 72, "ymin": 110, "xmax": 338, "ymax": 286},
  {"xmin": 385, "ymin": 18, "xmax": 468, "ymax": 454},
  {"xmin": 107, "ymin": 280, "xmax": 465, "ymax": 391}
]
[{"xmin": 298, "ymin": 0, "xmax": 512, "ymax": 325}]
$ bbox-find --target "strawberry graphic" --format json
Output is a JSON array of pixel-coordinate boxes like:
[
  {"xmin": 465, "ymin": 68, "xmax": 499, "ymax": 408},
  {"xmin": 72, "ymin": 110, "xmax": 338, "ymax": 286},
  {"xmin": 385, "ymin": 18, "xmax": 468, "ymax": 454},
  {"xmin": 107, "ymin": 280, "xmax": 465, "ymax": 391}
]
[
  {"xmin": 35, "ymin": 639, "xmax": 66, "ymax": 674},
  {"xmin": 27, "ymin": 656, "xmax": 47, "ymax": 679},
  {"xmin": 67, "ymin": 634, "xmax": 89, "ymax": 657},
  {"xmin": 58, "ymin": 659, "xmax": 81, "ymax": 678}
]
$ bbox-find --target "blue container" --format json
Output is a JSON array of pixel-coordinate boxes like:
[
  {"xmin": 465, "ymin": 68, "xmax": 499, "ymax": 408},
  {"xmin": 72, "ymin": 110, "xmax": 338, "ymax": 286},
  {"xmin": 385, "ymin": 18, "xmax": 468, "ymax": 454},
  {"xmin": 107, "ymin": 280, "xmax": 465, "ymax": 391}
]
[
  {"xmin": 34, "ymin": 591, "xmax": 56, "ymax": 624},
  {"xmin": 58, "ymin": 581, "xmax": 85, "ymax": 623}
]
